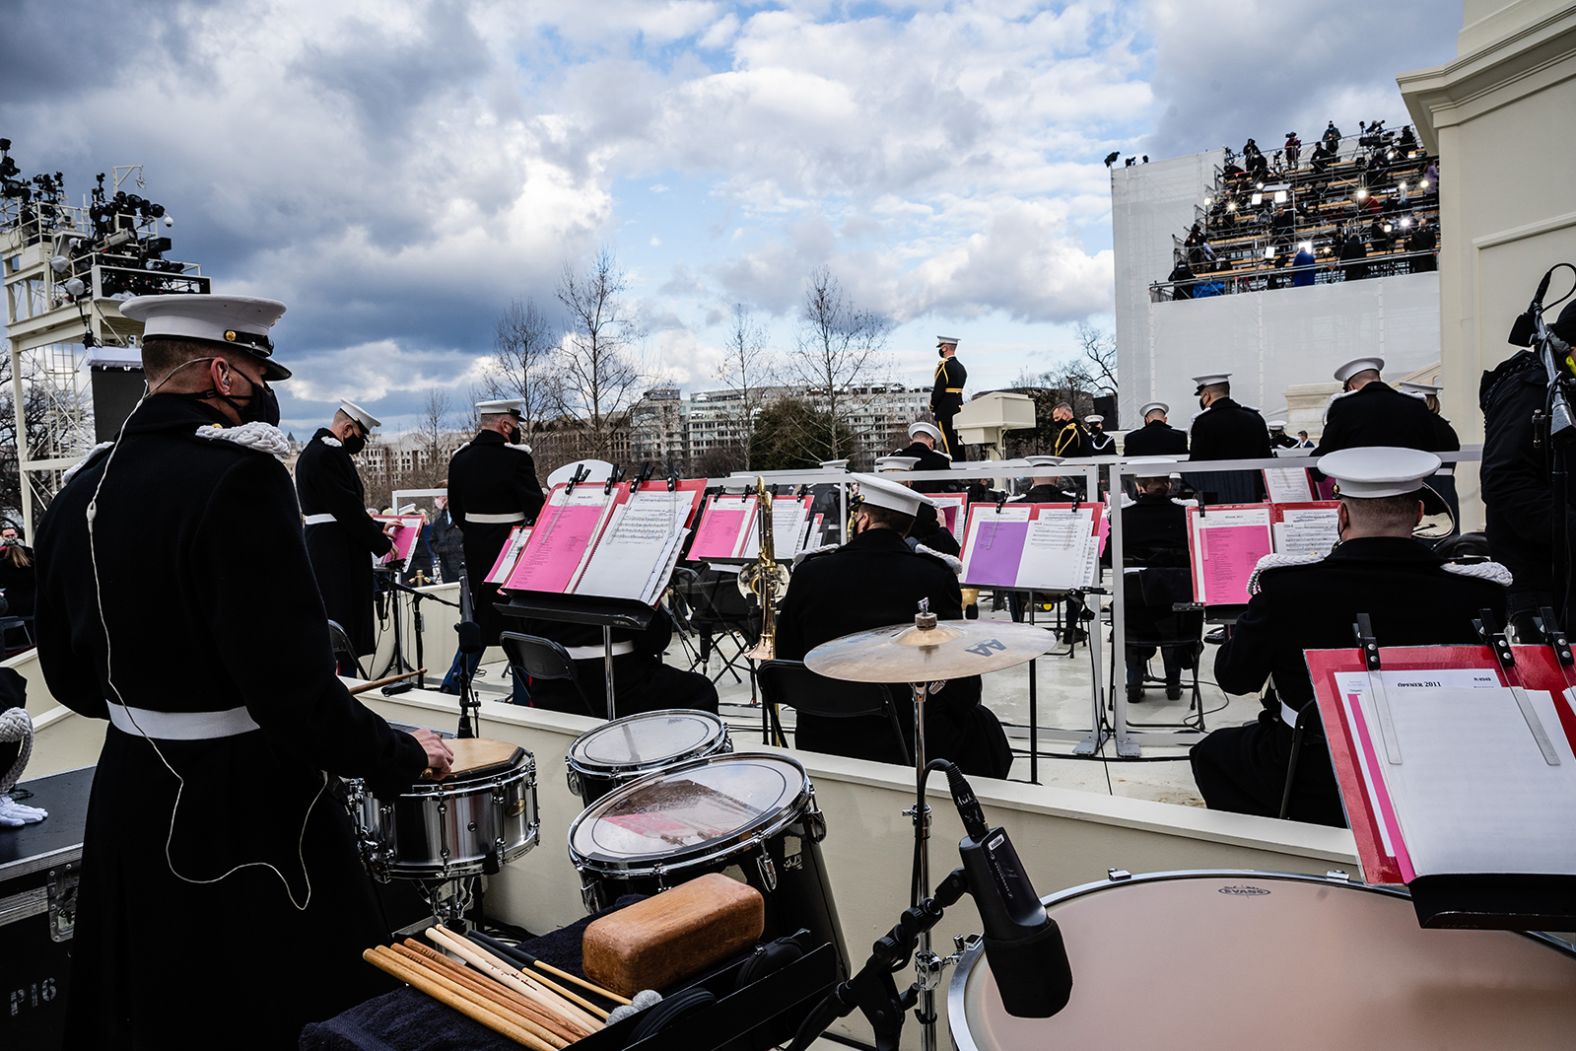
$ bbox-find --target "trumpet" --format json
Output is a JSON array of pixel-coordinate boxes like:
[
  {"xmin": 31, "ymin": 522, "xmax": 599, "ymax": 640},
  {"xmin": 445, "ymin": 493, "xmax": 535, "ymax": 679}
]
[{"xmin": 737, "ymin": 477, "xmax": 790, "ymax": 661}]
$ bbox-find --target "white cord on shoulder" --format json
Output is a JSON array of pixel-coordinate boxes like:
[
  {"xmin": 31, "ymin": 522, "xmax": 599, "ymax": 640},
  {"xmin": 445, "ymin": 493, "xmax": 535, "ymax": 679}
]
[{"xmin": 85, "ymin": 393, "xmax": 325, "ymax": 912}]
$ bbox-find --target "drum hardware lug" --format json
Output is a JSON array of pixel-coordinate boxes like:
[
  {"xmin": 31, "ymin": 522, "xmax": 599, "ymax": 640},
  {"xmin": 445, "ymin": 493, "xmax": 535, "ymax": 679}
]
[
  {"xmin": 1107, "ymin": 868, "xmax": 1132, "ymax": 882},
  {"xmin": 47, "ymin": 864, "xmax": 78, "ymax": 943},
  {"xmin": 755, "ymin": 852, "xmax": 779, "ymax": 893},
  {"xmin": 914, "ymin": 948, "xmax": 954, "ymax": 991},
  {"xmin": 804, "ymin": 809, "xmax": 827, "ymax": 843},
  {"xmin": 580, "ymin": 881, "xmax": 604, "ymax": 914},
  {"xmin": 566, "ymin": 769, "xmax": 581, "ymax": 795}
]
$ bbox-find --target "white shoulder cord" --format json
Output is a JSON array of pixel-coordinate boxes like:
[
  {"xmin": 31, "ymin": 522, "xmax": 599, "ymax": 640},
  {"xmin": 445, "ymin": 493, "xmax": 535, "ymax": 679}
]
[{"xmin": 85, "ymin": 393, "xmax": 325, "ymax": 912}]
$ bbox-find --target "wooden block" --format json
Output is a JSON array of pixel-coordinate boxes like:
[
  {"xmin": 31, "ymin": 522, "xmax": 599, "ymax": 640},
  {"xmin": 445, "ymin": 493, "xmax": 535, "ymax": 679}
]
[
  {"xmin": 441, "ymin": 737, "xmax": 525, "ymax": 780},
  {"xmin": 582, "ymin": 873, "xmax": 765, "ymax": 996}
]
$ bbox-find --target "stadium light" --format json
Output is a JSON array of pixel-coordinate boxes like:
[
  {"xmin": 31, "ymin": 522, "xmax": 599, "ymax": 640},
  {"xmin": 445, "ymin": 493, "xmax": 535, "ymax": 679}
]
[
  {"xmin": 1226, "ymin": 200, "xmax": 1237, "ymax": 212},
  {"xmin": 1263, "ymin": 245, "xmax": 1275, "ymax": 259},
  {"xmin": 1420, "ymin": 178, "xmax": 1430, "ymax": 190},
  {"xmin": 1398, "ymin": 181, "xmax": 1407, "ymax": 191},
  {"xmin": 1297, "ymin": 240, "xmax": 1313, "ymax": 253},
  {"xmin": 1255, "ymin": 181, "xmax": 1264, "ymax": 190},
  {"xmin": 1250, "ymin": 192, "xmax": 1263, "ymax": 206},
  {"xmin": 1355, "ymin": 188, "xmax": 1369, "ymax": 201},
  {"xmin": 1382, "ymin": 223, "xmax": 1394, "ymax": 234},
  {"xmin": 1204, "ymin": 195, "xmax": 1213, "ymax": 206},
  {"xmin": 1400, "ymin": 217, "xmax": 1413, "ymax": 229},
  {"xmin": 1273, "ymin": 190, "xmax": 1287, "ymax": 204}
]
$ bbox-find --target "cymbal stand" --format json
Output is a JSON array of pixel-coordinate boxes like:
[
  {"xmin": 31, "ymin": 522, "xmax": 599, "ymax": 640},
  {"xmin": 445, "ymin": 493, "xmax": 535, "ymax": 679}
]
[{"xmin": 904, "ymin": 601, "xmax": 943, "ymax": 1051}]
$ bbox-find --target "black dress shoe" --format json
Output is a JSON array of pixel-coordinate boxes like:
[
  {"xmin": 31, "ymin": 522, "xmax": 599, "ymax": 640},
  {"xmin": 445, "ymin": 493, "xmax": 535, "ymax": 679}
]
[
  {"xmin": 1126, "ymin": 686, "xmax": 1145, "ymax": 704},
  {"xmin": 1205, "ymin": 627, "xmax": 1227, "ymax": 645},
  {"xmin": 1166, "ymin": 682, "xmax": 1183, "ymax": 701}
]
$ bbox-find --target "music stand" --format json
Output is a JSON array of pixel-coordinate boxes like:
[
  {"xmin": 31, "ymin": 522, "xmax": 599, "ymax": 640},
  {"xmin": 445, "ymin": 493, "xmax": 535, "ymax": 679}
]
[{"xmin": 499, "ymin": 594, "xmax": 655, "ymax": 720}]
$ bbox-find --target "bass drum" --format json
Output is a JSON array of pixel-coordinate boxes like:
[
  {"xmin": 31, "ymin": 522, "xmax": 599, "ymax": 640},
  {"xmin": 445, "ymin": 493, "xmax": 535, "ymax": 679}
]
[
  {"xmin": 568, "ymin": 752, "xmax": 847, "ymax": 978},
  {"xmin": 949, "ymin": 869, "xmax": 1576, "ymax": 1050},
  {"xmin": 565, "ymin": 709, "xmax": 731, "ymax": 808}
]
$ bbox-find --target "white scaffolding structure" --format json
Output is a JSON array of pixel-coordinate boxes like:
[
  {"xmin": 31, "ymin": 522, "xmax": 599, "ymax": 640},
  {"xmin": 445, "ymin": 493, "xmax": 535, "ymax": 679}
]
[{"xmin": 1, "ymin": 162, "xmax": 207, "ymax": 535}]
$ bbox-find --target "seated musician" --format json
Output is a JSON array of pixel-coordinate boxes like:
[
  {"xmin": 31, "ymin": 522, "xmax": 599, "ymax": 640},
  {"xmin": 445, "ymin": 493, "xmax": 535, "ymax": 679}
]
[
  {"xmin": 512, "ymin": 607, "xmax": 719, "ymax": 719},
  {"xmin": 1102, "ymin": 475, "xmax": 1191, "ymax": 702},
  {"xmin": 895, "ymin": 421, "xmax": 956, "ymax": 493},
  {"xmin": 1189, "ymin": 448, "xmax": 1509, "ymax": 826},
  {"xmin": 775, "ymin": 474, "xmax": 1011, "ymax": 778},
  {"xmin": 875, "ymin": 455, "xmax": 959, "ymax": 557}
]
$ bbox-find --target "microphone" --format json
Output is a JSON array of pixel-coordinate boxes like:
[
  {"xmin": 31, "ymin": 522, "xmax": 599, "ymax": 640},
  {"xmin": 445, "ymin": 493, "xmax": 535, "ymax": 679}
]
[
  {"xmin": 455, "ymin": 619, "xmax": 483, "ymax": 656},
  {"xmin": 1510, "ymin": 266, "xmax": 1560, "ymax": 346},
  {"xmin": 945, "ymin": 767, "xmax": 1073, "ymax": 1018}
]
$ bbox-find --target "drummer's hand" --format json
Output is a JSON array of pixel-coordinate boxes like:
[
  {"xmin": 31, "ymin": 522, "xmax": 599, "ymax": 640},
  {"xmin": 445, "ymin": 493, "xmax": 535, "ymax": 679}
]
[{"xmin": 411, "ymin": 729, "xmax": 453, "ymax": 779}]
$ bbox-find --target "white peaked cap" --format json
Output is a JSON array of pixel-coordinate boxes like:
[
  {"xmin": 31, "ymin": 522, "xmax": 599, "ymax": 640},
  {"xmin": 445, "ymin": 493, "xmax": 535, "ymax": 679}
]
[
  {"xmin": 1024, "ymin": 455, "xmax": 1063, "ymax": 468},
  {"xmin": 908, "ymin": 421, "xmax": 943, "ymax": 443},
  {"xmin": 1333, "ymin": 356, "xmax": 1384, "ymax": 383},
  {"xmin": 1084, "ymin": 414, "xmax": 1104, "ymax": 425},
  {"xmin": 339, "ymin": 399, "xmax": 381, "ymax": 430},
  {"xmin": 476, "ymin": 398, "xmax": 525, "ymax": 416},
  {"xmin": 1192, "ymin": 372, "xmax": 1231, "ymax": 390},
  {"xmin": 1316, "ymin": 446, "xmax": 1442, "ymax": 499},
  {"xmin": 121, "ymin": 294, "xmax": 291, "ymax": 379},
  {"xmin": 875, "ymin": 455, "xmax": 920, "ymax": 473},
  {"xmin": 1398, "ymin": 380, "xmax": 1442, "ymax": 396},
  {"xmin": 1139, "ymin": 401, "xmax": 1168, "ymax": 417},
  {"xmin": 819, "ymin": 459, "xmax": 850, "ymax": 470},
  {"xmin": 853, "ymin": 473, "xmax": 933, "ymax": 515},
  {"xmin": 936, "ymin": 335, "xmax": 960, "ymax": 346},
  {"xmin": 546, "ymin": 458, "xmax": 614, "ymax": 488},
  {"xmin": 1268, "ymin": 420, "xmax": 1288, "ymax": 429}
]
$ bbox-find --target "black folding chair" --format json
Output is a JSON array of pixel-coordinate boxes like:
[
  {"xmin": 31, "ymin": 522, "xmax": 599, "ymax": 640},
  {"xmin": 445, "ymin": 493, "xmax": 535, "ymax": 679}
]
[
  {"xmin": 671, "ymin": 566, "xmax": 759, "ymax": 685},
  {"xmin": 756, "ymin": 659, "xmax": 911, "ymax": 767},
  {"xmin": 327, "ymin": 620, "xmax": 367, "ymax": 680},
  {"xmin": 1112, "ymin": 568, "xmax": 1207, "ymax": 730},
  {"xmin": 500, "ymin": 631, "xmax": 598, "ymax": 718}
]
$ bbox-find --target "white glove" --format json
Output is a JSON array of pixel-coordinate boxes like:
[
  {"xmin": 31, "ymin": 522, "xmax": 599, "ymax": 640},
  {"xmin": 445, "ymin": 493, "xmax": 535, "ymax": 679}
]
[{"xmin": 0, "ymin": 794, "xmax": 46, "ymax": 825}]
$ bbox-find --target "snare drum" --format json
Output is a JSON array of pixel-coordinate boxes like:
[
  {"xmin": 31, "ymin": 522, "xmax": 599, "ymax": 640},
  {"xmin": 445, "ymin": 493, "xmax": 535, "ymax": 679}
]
[
  {"xmin": 568, "ymin": 752, "xmax": 847, "ymax": 977},
  {"xmin": 349, "ymin": 738, "xmax": 538, "ymax": 881},
  {"xmin": 949, "ymin": 869, "xmax": 1576, "ymax": 1050},
  {"xmin": 565, "ymin": 709, "xmax": 732, "ymax": 808}
]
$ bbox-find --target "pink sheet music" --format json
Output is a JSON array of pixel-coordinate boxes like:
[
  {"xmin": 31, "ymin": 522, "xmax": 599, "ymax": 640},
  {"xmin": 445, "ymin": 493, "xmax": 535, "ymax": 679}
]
[
  {"xmin": 373, "ymin": 515, "xmax": 423, "ymax": 569},
  {"xmin": 503, "ymin": 501, "xmax": 606, "ymax": 594},
  {"xmin": 967, "ymin": 520, "xmax": 1030, "ymax": 586},
  {"xmin": 1194, "ymin": 521, "xmax": 1272, "ymax": 604},
  {"xmin": 688, "ymin": 498, "xmax": 752, "ymax": 560}
]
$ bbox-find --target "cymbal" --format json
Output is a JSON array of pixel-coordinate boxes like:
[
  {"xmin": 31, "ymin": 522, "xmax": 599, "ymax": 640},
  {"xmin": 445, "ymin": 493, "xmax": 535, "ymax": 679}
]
[{"xmin": 804, "ymin": 619, "xmax": 1056, "ymax": 682}]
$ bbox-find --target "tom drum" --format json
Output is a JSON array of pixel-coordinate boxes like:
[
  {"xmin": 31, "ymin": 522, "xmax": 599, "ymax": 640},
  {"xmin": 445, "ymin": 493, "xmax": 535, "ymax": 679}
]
[{"xmin": 565, "ymin": 709, "xmax": 732, "ymax": 808}]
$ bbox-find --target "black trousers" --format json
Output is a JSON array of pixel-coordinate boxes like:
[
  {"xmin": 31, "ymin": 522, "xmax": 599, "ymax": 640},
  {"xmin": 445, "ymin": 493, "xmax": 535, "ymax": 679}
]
[
  {"xmin": 936, "ymin": 410, "xmax": 965, "ymax": 462},
  {"xmin": 1189, "ymin": 710, "xmax": 1346, "ymax": 827}
]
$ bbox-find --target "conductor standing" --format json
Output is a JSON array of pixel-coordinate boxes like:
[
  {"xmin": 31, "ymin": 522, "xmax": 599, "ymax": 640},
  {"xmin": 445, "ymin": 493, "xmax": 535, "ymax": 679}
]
[
  {"xmin": 295, "ymin": 399, "xmax": 393, "ymax": 662},
  {"xmin": 930, "ymin": 336, "xmax": 967, "ymax": 461},
  {"xmin": 33, "ymin": 294, "xmax": 451, "ymax": 1047},
  {"xmin": 443, "ymin": 398, "xmax": 545, "ymax": 699}
]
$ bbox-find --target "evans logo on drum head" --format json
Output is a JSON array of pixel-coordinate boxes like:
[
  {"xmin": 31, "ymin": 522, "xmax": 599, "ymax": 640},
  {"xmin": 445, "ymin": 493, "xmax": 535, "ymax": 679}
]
[{"xmin": 1217, "ymin": 884, "xmax": 1272, "ymax": 896}]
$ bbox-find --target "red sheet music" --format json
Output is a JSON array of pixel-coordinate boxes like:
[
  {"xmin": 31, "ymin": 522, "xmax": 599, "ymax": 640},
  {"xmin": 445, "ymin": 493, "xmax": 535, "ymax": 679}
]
[{"xmin": 687, "ymin": 494, "xmax": 756, "ymax": 561}]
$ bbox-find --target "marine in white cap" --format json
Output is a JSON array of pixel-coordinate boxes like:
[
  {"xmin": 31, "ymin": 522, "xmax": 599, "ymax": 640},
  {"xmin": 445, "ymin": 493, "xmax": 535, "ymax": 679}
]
[
  {"xmin": 1187, "ymin": 371, "xmax": 1273, "ymax": 501},
  {"xmin": 1266, "ymin": 419, "xmax": 1298, "ymax": 449},
  {"xmin": 441, "ymin": 396, "xmax": 545, "ymax": 700},
  {"xmin": 773, "ymin": 471, "xmax": 1009, "ymax": 775},
  {"xmin": 32, "ymin": 293, "xmax": 451, "ymax": 1044},
  {"xmin": 1123, "ymin": 400, "xmax": 1189, "ymax": 457},
  {"xmin": 294, "ymin": 396, "xmax": 398, "ymax": 655},
  {"xmin": 875, "ymin": 456, "xmax": 959, "ymax": 555},
  {"xmin": 1084, "ymin": 413, "xmax": 1115, "ymax": 454},
  {"xmin": 1315, "ymin": 355, "xmax": 1458, "ymax": 457},
  {"xmin": 895, "ymin": 420, "xmax": 955, "ymax": 492},
  {"xmin": 1190, "ymin": 445, "xmax": 1509, "ymax": 826},
  {"xmin": 930, "ymin": 336, "xmax": 968, "ymax": 462}
]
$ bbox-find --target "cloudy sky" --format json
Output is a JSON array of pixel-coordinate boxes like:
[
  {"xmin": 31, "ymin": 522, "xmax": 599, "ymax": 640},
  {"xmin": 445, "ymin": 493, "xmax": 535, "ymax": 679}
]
[{"xmin": 0, "ymin": 0, "xmax": 1461, "ymax": 434}]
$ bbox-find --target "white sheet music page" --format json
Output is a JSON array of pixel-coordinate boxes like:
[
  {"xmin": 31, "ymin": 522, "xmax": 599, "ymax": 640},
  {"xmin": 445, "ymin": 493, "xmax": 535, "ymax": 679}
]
[
  {"xmin": 1014, "ymin": 507, "xmax": 1096, "ymax": 591},
  {"xmin": 575, "ymin": 489, "xmax": 691, "ymax": 603},
  {"xmin": 1272, "ymin": 506, "xmax": 1339, "ymax": 556},
  {"xmin": 1263, "ymin": 466, "xmax": 1313, "ymax": 503},
  {"xmin": 1350, "ymin": 680, "xmax": 1576, "ymax": 876},
  {"xmin": 740, "ymin": 499, "xmax": 809, "ymax": 561}
]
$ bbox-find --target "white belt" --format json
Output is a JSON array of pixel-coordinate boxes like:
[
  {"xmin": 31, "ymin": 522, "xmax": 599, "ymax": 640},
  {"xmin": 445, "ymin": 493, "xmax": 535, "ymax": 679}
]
[
  {"xmin": 565, "ymin": 641, "xmax": 636, "ymax": 660},
  {"xmin": 107, "ymin": 701, "xmax": 260, "ymax": 741},
  {"xmin": 302, "ymin": 513, "xmax": 336, "ymax": 526},
  {"xmin": 467, "ymin": 511, "xmax": 526, "ymax": 524}
]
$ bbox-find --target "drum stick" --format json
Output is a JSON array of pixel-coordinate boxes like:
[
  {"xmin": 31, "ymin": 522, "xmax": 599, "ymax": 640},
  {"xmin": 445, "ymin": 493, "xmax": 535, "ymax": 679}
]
[
  {"xmin": 441, "ymin": 928, "xmax": 607, "ymax": 1027},
  {"xmin": 470, "ymin": 930, "xmax": 632, "ymax": 1007},
  {"xmin": 384, "ymin": 944, "xmax": 564, "ymax": 1045},
  {"xmin": 391, "ymin": 942, "xmax": 574, "ymax": 1048},
  {"xmin": 347, "ymin": 668, "xmax": 427, "ymax": 695},
  {"xmin": 464, "ymin": 932, "xmax": 616, "ymax": 1018},
  {"xmin": 363, "ymin": 947, "xmax": 554, "ymax": 1051},
  {"xmin": 426, "ymin": 926, "xmax": 600, "ymax": 1036}
]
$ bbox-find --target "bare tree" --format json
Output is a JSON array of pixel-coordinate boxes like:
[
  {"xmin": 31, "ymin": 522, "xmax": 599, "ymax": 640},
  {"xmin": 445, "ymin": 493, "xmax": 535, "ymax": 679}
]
[
  {"xmin": 785, "ymin": 267, "xmax": 891, "ymax": 463},
  {"xmin": 414, "ymin": 390, "xmax": 452, "ymax": 478},
  {"xmin": 716, "ymin": 302, "xmax": 777, "ymax": 470},
  {"xmin": 485, "ymin": 298, "xmax": 560, "ymax": 432},
  {"xmin": 553, "ymin": 249, "xmax": 644, "ymax": 459},
  {"xmin": 1076, "ymin": 322, "xmax": 1118, "ymax": 396}
]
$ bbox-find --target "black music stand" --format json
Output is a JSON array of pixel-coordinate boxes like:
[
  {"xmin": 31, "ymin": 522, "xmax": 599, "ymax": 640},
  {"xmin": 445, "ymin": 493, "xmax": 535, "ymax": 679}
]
[{"xmin": 500, "ymin": 594, "xmax": 655, "ymax": 720}]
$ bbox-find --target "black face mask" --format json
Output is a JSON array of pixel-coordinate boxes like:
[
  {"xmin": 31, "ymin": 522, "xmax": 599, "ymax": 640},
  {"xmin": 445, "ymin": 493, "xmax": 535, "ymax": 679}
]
[
  {"xmin": 342, "ymin": 432, "xmax": 367, "ymax": 455},
  {"xmin": 507, "ymin": 424, "xmax": 523, "ymax": 445},
  {"xmin": 219, "ymin": 378, "xmax": 281, "ymax": 427}
]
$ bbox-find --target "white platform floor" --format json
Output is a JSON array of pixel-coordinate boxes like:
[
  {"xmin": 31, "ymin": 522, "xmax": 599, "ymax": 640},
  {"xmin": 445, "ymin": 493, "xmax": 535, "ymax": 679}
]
[{"xmin": 476, "ymin": 602, "xmax": 1265, "ymax": 809}]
